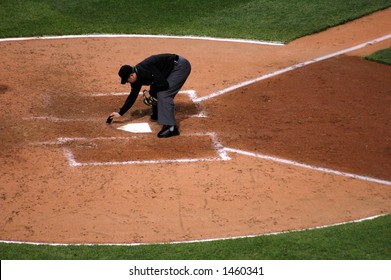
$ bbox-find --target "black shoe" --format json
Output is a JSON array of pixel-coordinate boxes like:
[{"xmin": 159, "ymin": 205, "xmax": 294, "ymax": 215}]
[{"xmin": 157, "ymin": 125, "xmax": 179, "ymax": 138}]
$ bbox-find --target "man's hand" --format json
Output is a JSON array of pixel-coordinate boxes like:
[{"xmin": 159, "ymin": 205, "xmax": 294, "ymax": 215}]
[
  {"xmin": 143, "ymin": 90, "xmax": 157, "ymax": 107},
  {"xmin": 110, "ymin": 112, "xmax": 121, "ymax": 118},
  {"xmin": 106, "ymin": 112, "xmax": 121, "ymax": 124}
]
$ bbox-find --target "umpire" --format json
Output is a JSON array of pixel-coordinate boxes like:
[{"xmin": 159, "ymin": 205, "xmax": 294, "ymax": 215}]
[{"xmin": 109, "ymin": 53, "xmax": 191, "ymax": 138}]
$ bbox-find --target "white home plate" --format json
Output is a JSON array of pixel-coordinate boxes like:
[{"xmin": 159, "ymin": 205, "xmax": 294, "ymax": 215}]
[{"xmin": 117, "ymin": 122, "xmax": 152, "ymax": 133}]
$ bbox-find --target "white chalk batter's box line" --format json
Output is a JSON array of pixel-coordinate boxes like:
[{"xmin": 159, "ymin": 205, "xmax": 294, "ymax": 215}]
[
  {"xmin": 31, "ymin": 136, "xmax": 391, "ymax": 186},
  {"xmin": 33, "ymin": 132, "xmax": 231, "ymax": 167}
]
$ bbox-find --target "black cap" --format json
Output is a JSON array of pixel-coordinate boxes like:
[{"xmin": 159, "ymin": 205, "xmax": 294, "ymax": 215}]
[{"xmin": 118, "ymin": 65, "xmax": 133, "ymax": 84}]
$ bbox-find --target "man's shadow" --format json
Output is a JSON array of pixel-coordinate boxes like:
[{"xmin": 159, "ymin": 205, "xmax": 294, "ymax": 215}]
[{"xmin": 126, "ymin": 102, "xmax": 200, "ymax": 124}]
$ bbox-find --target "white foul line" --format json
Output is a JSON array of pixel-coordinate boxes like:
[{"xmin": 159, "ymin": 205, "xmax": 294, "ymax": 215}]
[
  {"xmin": 194, "ymin": 34, "xmax": 391, "ymax": 102},
  {"xmin": 224, "ymin": 147, "xmax": 391, "ymax": 186}
]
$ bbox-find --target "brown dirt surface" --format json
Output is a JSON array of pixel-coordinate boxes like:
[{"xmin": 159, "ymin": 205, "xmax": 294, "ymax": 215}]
[{"xmin": 0, "ymin": 8, "xmax": 390, "ymax": 244}]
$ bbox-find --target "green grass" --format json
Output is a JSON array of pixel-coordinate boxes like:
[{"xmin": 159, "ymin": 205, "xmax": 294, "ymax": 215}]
[
  {"xmin": 1, "ymin": 0, "xmax": 391, "ymax": 260},
  {"xmin": 366, "ymin": 48, "xmax": 391, "ymax": 65},
  {"xmin": 0, "ymin": 0, "xmax": 390, "ymax": 42},
  {"xmin": 1, "ymin": 214, "xmax": 390, "ymax": 260}
]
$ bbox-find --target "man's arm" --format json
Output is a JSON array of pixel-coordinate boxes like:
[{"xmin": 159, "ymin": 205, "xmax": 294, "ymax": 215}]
[{"xmin": 118, "ymin": 84, "xmax": 142, "ymax": 115}]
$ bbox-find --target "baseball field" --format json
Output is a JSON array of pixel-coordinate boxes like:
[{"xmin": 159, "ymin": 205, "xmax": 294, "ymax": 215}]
[{"xmin": 1, "ymin": 0, "xmax": 391, "ymax": 260}]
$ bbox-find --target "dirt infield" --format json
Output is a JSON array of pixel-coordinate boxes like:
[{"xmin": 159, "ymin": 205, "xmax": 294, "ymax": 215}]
[{"xmin": 0, "ymin": 9, "xmax": 390, "ymax": 244}]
